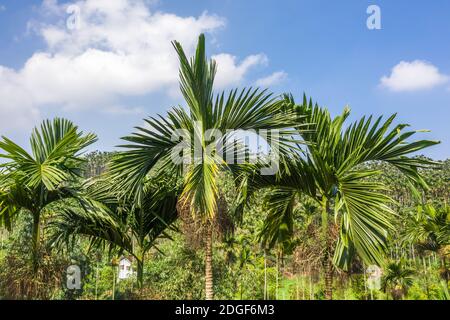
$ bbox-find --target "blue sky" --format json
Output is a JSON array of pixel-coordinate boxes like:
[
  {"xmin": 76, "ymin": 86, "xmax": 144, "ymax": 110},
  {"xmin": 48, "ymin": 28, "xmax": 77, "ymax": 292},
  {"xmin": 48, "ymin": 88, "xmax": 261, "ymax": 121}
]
[{"xmin": 0, "ymin": 0, "xmax": 449, "ymax": 159}]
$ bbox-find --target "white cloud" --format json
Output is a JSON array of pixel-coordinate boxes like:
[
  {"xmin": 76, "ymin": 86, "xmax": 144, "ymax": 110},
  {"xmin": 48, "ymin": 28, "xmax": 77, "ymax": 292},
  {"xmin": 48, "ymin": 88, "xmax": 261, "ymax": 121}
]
[
  {"xmin": 0, "ymin": 0, "xmax": 273, "ymax": 131},
  {"xmin": 380, "ymin": 60, "xmax": 448, "ymax": 92},
  {"xmin": 255, "ymin": 71, "xmax": 288, "ymax": 87},
  {"xmin": 0, "ymin": 66, "xmax": 39, "ymax": 131},
  {"xmin": 212, "ymin": 53, "xmax": 268, "ymax": 88}
]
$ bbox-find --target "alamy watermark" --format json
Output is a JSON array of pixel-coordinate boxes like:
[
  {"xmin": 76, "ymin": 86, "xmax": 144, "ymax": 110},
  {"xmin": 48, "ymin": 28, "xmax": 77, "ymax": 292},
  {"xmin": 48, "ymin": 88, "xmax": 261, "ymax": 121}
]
[
  {"xmin": 66, "ymin": 264, "xmax": 81, "ymax": 290},
  {"xmin": 366, "ymin": 265, "xmax": 382, "ymax": 290},
  {"xmin": 170, "ymin": 125, "xmax": 281, "ymax": 176},
  {"xmin": 367, "ymin": 5, "xmax": 382, "ymax": 30},
  {"xmin": 66, "ymin": 4, "xmax": 81, "ymax": 30}
]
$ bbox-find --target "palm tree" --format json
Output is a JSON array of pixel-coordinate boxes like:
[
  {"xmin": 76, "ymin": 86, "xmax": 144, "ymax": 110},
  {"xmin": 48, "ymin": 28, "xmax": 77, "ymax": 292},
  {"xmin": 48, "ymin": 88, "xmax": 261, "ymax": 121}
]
[
  {"xmin": 0, "ymin": 118, "xmax": 96, "ymax": 269},
  {"xmin": 49, "ymin": 177, "xmax": 179, "ymax": 289},
  {"xmin": 402, "ymin": 203, "xmax": 450, "ymax": 283},
  {"xmin": 382, "ymin": 260, "xmax": 414, "ymax": 300},
  {"xmin": 109, "ymin": 34, "xmax": 297, "ymax": 300},
  {"xmin": 240, "ymin": 95, "xmax": 439, "ymax": 299}
]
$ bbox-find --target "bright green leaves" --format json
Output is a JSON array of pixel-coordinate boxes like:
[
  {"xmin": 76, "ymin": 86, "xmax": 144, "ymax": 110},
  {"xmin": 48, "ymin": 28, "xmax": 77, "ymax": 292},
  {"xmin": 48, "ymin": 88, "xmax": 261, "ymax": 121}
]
[
  {"xmin": 258, "ymin": 188, "xmax": 297, "ymax": 249},
  {"xmin": 0, "ymin": 117, "xmax": 96, "ymax": 208},
  {"xmin": 49, "ymin": 177, "xmax": 179, "ymax": 263},
  {"xmin": 111, "ymin": 34, "xmax": 301, "ymax": 223},
  {"xmin": 336, "ymin": 172, "xmax": 395, "ymax": 268},
  {"xmin": 255, "ymin": 95, "xmax": 438, "ymax": 272},
  {"xmin": 182, "ymin": 158, "xmax": 219, "ymax": 220},
  {"xmin": 172, "ymin": 34, "xmax": 216, "ymax": 126},
  {"xmin": 402, "ymin": 203, "xmax": 450, "ymax": 253}
]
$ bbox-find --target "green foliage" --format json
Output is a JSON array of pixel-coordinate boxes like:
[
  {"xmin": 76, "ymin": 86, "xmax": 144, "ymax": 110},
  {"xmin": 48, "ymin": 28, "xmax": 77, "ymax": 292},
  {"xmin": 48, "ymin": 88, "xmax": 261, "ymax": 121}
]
[
  {"xmin": 382, "ymin": 260, "xmax": 415, "ymax": 300},
  {"xmin": 0, "ymin": 35, "xmax": 448, "ymax": 302},
  {"xmin": 0, "ymin": 118, "xmax": 97, "ymax": 271},
  {"xmin": 0, "ymin": 214, "xmax": 67, "ymax": 299},
  {"xmin": 145, "ymin": 236, "xmax": 208, "ymax": 299}
]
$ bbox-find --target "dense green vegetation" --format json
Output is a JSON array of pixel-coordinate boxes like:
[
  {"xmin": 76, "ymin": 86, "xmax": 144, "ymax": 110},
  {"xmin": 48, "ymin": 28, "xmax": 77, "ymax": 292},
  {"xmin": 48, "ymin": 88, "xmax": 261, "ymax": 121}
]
[{"xmin": 0, "ymin": 35, "xmax": 448, "ymax": 300}]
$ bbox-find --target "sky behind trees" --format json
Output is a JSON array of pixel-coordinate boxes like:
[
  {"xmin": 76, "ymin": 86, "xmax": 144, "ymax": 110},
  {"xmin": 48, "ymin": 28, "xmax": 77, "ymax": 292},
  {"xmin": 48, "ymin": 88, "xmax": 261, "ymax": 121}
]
[{"xmin": 0, "ymin": 0, "xmax": 449, "ymax": 159}]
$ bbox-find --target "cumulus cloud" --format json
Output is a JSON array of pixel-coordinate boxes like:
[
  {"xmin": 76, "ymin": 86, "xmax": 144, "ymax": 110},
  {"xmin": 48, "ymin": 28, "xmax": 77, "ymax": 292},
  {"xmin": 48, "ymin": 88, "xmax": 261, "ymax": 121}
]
[
  {"xmin": 0, "ymin": 66, "xmax": 39, "ymax": 131},
  {"xmin": 380, "ymin": 60, "xmax": 448, "ymax": 92},
  {"xmin": 0, "ymin": 0, "xmax": 274, "ymax": 131},
  {"xmin": 255, "ymin": 71, "xmax": 288, "ymax": 87},
  {"xmin": 212, "ymin": 53, "xmax": 268, "ymax": 88}
]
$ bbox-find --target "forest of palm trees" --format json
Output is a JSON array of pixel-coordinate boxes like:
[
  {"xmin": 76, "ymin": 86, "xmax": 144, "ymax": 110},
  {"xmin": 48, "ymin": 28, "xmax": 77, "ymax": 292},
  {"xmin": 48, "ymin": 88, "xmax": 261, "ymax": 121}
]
[{"xmin": 0, "ymin": 34, "xmax": 448, "ymax": 301}]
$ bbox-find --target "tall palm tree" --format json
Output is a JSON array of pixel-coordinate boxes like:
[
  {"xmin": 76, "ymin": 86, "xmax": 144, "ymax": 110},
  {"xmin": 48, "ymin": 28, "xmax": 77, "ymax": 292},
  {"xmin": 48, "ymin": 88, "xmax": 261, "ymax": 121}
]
[
  {"xmin": 49, "ymin": 177, "xmax": 179, "ymax": 289},
  {"xmin": 240, "ymin": 95, "xmax": 439, "ymax": 299},
  {"xmin": 382, "ymin": 260, "xmax": 414, "ymax": 300},
  {"xmin": 402, "ymin": 203, "xmax": 450, "ymax": 283},
  {"xmin": 109, "ymin": 34, "xmax": 298, "ymax": 300},
  {"xmin": 0, "ymin": 118, "xmax": 96, "ymax": 269}
]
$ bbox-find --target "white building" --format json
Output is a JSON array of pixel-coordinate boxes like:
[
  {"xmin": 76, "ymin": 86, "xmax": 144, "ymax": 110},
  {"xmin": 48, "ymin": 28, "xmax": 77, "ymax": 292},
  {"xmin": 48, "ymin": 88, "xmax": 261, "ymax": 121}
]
[{"xmin": 118, "ymin": 257, "xmax": 133, "ymax": 280}]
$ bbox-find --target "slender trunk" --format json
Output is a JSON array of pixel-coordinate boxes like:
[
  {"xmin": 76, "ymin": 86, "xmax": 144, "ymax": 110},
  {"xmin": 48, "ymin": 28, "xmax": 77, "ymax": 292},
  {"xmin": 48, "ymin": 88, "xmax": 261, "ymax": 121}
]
[
  {"xmin": 137, "ymin": 257, "xmax": 144, "ymax": 290},
  {"xmin": 363, "ymin": 262, "xmax": 368, "ymax": 300},
  {"xmin": 322, "ymin": 198, "xmax": 334, "ymax": 300},
  {"xmin": 95, "ymin": 262, "xmax": 99, "ymax": 300},
  {"xmin": 239, "ymin": 273, "xmax": 243, "ymax": 300},
  {"xmin": 112, "ymin": 265, "xmax": 116, "ymax": 300},
  {"xmin": 31, "ymin": 211, "xmax": 41, "ymax": 271},
  {"xmin": 302, "ymin": 271, "xmax": 306, "ymax": 300},
  {"xmin": 264, "ymin": 249, "xmax": 267, "ymax": 300},
  {"xmin": 324, "ymin": 255, "xmax": 333, "ymax": 300},
  {"xmin": 423, "ymin": 257, "xmax": 429, "ymax": 298},
  {"xmin": 205, "ymin": 227, "xmax": 214, "ymax": 300},
  {"xmin": 441, "ymin": 255, "xmax": 449, "ymax": 286},
  {"xmin": 275, "ymin": 253, "xmax": 279, "ymax": 300}
]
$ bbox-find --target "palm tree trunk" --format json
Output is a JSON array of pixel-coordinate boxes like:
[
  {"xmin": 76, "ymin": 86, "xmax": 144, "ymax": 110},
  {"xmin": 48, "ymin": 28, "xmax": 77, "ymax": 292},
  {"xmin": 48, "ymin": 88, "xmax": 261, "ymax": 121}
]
[
  {"xmin": 31, "ymin": 211, "xmax": 41, "ymax": 271},
  {"xmin": 324, "ymin": 255, "xmax": 333, "ymax": 300},
  {"xmin": 363, "ymin": 262, "xmax": 368, "ymax": 299},
  {"xmin": 322, "ymin": 199, "xmax": 334, "ymax": 300},
  {"xmin": 423, "ymin": 257, "xmax": 430, "ymax": 298},
  {"xmin": 239, "ymin": 273, "xmax": 243, "ymax": 300},
  {"xmin": 264, "ymin": 249, "xmax": 267, "ymax": 300},
  {"xmin": 441, "ymin": 255, "xmax": 449, "ymax": 286},
  {"xmin": 275, "ymin": 253, "xmax": 279, "ymax": 300},
  {"xmin": 112, "ymin": 265, "xmax": 116, "ymax": 300},
  {"xmin": 205, "ymin": 227, "xmax": 214, "ymax": 300},
  {"xmin": 95, "ymin": 262, "xmax": 99, "ymax": 300},
  {"xmin": 137, "ymin": 257, "xmax": 144, "ymax": 290}
]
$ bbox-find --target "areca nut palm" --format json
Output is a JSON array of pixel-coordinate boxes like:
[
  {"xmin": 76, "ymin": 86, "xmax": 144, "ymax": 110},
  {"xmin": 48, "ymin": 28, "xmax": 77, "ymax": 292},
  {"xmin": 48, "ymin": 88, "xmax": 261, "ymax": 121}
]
[
  {"xmin": 0, "ymin": 118, "xmax": 97, "ymax": 269},
  {"xmin": 381, "ymin": 260, "xmax": 415, "ymax": 300},
  {"xmin": 49, "ymin": 176, "xmax": 179, "ymax": 288},
  {"xmin": 402, "ymin": 203, "xmax": 450, "ymax": 282},
  {"xmin": 243, "ymin": 95, "xmax": 439, "ymax": 299},
  {"xmin": 109, "ymin": 34, "xmax": 300, "ymax": 300}
]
